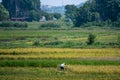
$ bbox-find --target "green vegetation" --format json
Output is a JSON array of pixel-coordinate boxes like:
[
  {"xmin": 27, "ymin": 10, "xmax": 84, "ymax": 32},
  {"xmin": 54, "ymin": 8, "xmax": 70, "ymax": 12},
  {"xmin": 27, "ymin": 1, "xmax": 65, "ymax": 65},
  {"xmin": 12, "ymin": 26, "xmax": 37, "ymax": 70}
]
[
  {"xmin": 39, "ymin": 22, "xmax": 61, "ymax": 29},
  {"xmin": 28, "ymin": 10, "xmax": 41, "ymax": 22},
  {"xmin": 53, "ymin": 13, "xmax": 62, "ymax": 19},
  {"xmin": 65, "ymin": 0, "xmax": 120, "ymax": 27},
  {"xmin": 2, "ymin": 0, "xmax": 40, "ymax": 18},
  {"xmin": 0, "ymin": 3, "xmax": 9, "ymax": 21},
  {"xmin": 0, "ymin": 21, "xmax": 28, "ymax": 28},
  {"xmin": 0, "ymin": 59, "xmax": 120, "ymax": 67},
  {"xmin": 1, "ymin": 0, "xmax": 62, "ymax": 22},
  {"xmin": 87, "ymin": 33, "xmax": 96, "ymax": 45},
  {"xmin": 0, "ymin": 27, "xmax": 119, "ymax": 48}
]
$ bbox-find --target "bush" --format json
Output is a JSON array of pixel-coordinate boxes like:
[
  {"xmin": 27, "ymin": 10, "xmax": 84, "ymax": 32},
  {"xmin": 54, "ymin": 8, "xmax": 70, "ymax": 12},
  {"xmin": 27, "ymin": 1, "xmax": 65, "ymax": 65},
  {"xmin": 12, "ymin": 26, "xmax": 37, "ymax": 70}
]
[
  {"xmin": 14, "ymin": 22, "xmax": 28, "ymax": 28},
  {"xmin": 112, "ymin": 19, "xmax": 120, "ymax": 27},
  {"xmin": 0, "ymin": 21, "xmax": 13, "ymax": 27},
  {"xmin": 44, "ymin": 41, "xmax": 63, "ymax": 46},
  {"xmin": 82, "ymin": 21, "xmax": 110, "ymax": 28},
  {"xmin": 39, "ymin": 22, "xmax": 60, "ymax": 29},
  {"xmin": 0, "ymin": 21, "xmax": 28, "ymax": 28},
  {"xmin": 33, "ymin": 41, "xmax": 40, "ymax": 46},
  {"xmin": 87, "ymin": 33, "xmax": 96, "ymax": 45}
]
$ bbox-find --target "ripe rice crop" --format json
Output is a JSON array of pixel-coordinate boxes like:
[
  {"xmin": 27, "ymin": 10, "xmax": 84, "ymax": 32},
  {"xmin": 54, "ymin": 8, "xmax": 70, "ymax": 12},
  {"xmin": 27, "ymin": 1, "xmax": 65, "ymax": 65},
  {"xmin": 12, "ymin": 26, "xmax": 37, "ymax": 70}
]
[
  {"xmin": 0, "ymin": 66, "xmax": 120, "ymax": 80},
  {"xmin": 0, "ymin": 48, "xmax": 120, "ymax": 59},
  {"xmin": 67, "ymin": 65, "xmax": 120, "ymax": 73}
]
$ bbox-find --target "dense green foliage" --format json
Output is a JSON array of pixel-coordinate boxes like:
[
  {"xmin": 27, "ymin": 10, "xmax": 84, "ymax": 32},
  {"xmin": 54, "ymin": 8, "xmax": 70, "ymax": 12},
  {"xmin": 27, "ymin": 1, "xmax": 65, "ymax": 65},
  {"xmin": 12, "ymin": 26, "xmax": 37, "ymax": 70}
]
[
  {"xmin": 0, "ymin": 3, "xmax": 9, "ymax": 21},
  {"xmin": 95, "ymin": 0, "xmax": 120, "ymax": 21},
  {"xmin": 28, "ymin": 10, "xmax": 41, "ymax": 21},
  {"xmin": 53, "ymin": 13, "xmax": 62, "ymax": 20},
  {"xmin": 2, "ymin": 0, "xmax": 41, "ymax": 19},
  {"xmin": 1, "ymin": 0, "xmax": 61, "ymax": 22},
  {"xmin": 65, "ymin": 5, "xmax": 77, "ymax": 21},
  {"xmin": 65, "ymin": 0, "xmax": 120, "ymax": 27},
  {"xmin": 41, "ymin": 12, "xmax": 62, "ymax": 21}
]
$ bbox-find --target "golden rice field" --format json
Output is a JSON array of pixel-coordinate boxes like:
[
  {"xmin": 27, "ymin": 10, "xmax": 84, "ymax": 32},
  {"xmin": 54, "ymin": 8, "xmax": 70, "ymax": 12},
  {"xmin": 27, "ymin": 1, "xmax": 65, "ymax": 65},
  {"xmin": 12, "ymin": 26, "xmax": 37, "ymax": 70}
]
[
  {"xmin": 0, "ymin": 66, "xmax": 120, "ymax": 80},
  {"xmin": 67, "ymin": 65, "xmax": 120, "ymax": 73},
  {"xmin": 0, "ymin": 48, "xmax": 120, "ymax": 80},
  {"xmin": 0, "ymin": 48, "xmax": 120, "ymax": 59}
]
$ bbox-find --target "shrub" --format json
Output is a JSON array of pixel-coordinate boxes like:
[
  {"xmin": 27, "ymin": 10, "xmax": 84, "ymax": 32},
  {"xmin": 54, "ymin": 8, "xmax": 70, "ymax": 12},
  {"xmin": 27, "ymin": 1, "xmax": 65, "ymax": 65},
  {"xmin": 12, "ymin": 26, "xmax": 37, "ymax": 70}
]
[
  {"xmin": 82, "ymin": 22, "xmax": 93, "ymax": 27},
  {"xmin": 87, "ymin": 33, "xmax": 96, "ymax": 45},
  {"xmin": 33, "ymin": 41, "xmax": 40, "ymax": 46},
  {"xmin": 112, "ymin": 19, "xmax": 120, "ymax": 27},
  {"xmin": 0, "ymin": 21, "xmax": 13, "ymax": 27},
  {"xmin": 39, "ymin": 22, "xmax": 60, "ymax": 29},
  {"xmin": 45, "ymin": 41, "xmax": 63, "ymax": 46},
  {"xmin": 81, "ymin": 21, "xmax": 112, "ymax": 28},
  {"xmin": 14, "ymin": 22, "xmax": 28, "ymax": 28},
  {"xmin": 0, "ymin": 21, "xmax": 28, "ymax": 28}
]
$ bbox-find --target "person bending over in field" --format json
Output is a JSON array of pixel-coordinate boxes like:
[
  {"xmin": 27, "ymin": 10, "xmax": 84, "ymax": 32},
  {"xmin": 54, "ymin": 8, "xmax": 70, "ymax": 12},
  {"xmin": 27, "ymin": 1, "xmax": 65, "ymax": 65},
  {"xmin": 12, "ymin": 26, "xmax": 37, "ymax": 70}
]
[{"xmin": 60, "ymin": 63, "xmax": 65, "ymax": 71}]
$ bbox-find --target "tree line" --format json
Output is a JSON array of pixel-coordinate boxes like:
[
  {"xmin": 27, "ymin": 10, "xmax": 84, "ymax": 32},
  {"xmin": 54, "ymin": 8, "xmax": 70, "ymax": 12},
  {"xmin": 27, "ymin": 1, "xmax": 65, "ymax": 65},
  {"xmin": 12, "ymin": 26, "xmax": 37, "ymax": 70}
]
[{"xmin": 65, "ymin": 0, "xmax": 120, "ymax": 27}]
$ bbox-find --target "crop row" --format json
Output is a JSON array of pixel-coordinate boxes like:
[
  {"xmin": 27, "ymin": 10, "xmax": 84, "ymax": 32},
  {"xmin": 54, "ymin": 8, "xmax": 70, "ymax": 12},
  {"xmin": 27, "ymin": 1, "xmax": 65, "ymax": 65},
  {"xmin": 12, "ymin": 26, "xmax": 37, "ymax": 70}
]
[
  {"xmin": 0, "ymin": 59, "xmax": 120, "ymax": 67},
  {"xmin": 0, "ymin": 48, "xmax": 119, "ymax": 59}
]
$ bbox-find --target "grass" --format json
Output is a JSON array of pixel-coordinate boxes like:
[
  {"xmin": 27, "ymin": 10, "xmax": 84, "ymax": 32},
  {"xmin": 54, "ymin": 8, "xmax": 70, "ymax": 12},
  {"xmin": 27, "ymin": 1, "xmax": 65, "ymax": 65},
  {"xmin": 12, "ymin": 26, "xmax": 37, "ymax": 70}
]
[
  {"xmin": 0, "ymin": 28, "xmax": 120, "ymax": 48},
  {"xmin": 0, "ymin": 59, "xmax": 120, "ymax": 67}
]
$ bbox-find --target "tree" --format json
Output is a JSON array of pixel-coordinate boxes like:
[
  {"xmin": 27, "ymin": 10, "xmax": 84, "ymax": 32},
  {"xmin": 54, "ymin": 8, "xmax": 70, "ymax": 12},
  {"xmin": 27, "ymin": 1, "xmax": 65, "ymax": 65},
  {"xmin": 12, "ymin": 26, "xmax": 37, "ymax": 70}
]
[
  {"xmin": 65, "ymin": 5, "xmax": 77, "ymax": 21},
  {"xmin": 0, "ymin": 3, "xmax": 9, "ymax": 21},
  {"xmin": 73, "ymin": 1, "xmax": 99, "ymax": 27},
  {"xmin": 66, "ymin": 0, "xmax": 120, "ymax": 27},
  {"xmin": 53, "ymin": 13, "xmax": 61, "ymax": 20},
  {"xmin": 28, "ymin": 10, "xmax": 41, "ymax": 21},
  {"xmin": 43, "ymin": 12, "xmax": 53, "ymax": 21},
  {"xmin": 95, "ymin": 0, "xmax": 120, "ymax": 21}
]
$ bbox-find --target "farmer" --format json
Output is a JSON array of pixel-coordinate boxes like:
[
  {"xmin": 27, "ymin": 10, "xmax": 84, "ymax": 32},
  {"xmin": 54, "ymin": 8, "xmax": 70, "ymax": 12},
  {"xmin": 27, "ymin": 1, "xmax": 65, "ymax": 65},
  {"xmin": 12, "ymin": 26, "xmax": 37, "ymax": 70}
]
[{"xmin": 60, "ymin": 63, "xmax": 65, "ymax": 70}]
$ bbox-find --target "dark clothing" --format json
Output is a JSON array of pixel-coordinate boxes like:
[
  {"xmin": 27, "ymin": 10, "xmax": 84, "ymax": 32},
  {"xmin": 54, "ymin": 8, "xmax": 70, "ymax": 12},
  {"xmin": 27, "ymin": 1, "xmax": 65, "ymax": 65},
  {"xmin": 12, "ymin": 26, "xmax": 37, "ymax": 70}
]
[{"xmin": 60, "ymin": 66, "xmax": 64, "ymax": 70}]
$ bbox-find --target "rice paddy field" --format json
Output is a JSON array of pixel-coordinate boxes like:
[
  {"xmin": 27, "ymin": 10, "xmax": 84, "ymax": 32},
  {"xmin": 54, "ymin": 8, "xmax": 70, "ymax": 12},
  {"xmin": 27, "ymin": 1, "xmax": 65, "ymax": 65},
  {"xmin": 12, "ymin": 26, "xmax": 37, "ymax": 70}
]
[{"xmin": 0, "ymin": 27, "xmax": 120, "ymax": 80}]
